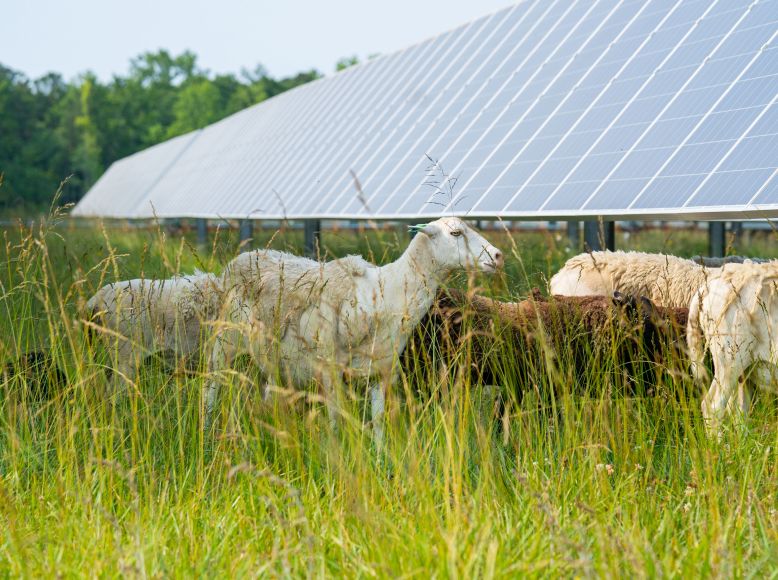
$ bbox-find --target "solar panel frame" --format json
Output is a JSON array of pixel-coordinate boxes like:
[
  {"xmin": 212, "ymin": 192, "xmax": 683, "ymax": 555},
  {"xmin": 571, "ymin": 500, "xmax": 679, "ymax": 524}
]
[
  {"xmin": 246, "ymin": 44, "xmax": 416, "ymax": 215},
  {"xmin": 595, "ymin": 16, "xmax": 777, "ymax": 211},
  {"xmin": 460, "ymin": 0, "xmax": 661, "ymax": 215},
  {"xmin": 306, "ymin": 8, "xmax": 511, "ymax": 217},
  {"xmin": 267, "ymin": 46, "xmax": 419, "ymax": 215},
  {"xmin": 72, "ymin": 0, "xmax": 778, "ymax": 223},
  {"xmin": 532, "ymin": 1, "xmax": 731, "ymax": 213},
  {"xmin": 358, "ymin": 4, "xmax": 554, "ymax": 211},
  {"xmin": 373, "ymin": 0, "xmax": 589, "ymax": 216},
  {"xmin": 276, "ymin": 43, "xmax": 431, "ymax": 211},
  {"xmin": 290, "ymin": 22, "xmax": 483, "ymax": 216},
  {"xmin": 73, "ymin": 130, "xmax": 200, "ymax": 218}
]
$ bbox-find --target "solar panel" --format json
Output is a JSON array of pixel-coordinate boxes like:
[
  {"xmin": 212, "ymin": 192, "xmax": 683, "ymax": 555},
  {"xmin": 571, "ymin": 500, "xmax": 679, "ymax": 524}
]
[
  {"xmin": 73, "ymin": 0, "xmax": 778, "ymax": 221},
  {"xmin": 73, "ymin": 131, "xmax": 200, "ymax": 218}
]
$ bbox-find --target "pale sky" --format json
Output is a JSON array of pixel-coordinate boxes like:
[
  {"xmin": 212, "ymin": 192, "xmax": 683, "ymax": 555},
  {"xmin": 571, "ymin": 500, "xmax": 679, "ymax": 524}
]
[{"xmin": 3, "ymin": 0, "xmax": 513, "ymax": 82}]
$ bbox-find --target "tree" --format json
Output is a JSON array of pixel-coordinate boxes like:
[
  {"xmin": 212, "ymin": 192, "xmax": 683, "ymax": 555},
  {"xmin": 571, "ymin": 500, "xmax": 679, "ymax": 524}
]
[
  {"xmin": 0, "ymin": 65, "xmax": 63, "ymax": 207},
  {"xmin": 168, "ymin": 78, "xmax": 222, "ymax": 137},
  {"xmin": 72, "ymin": 75, "xmax": 104, "ymax": 189},
  {"xmin": 335, "ymin": 56, "xmax": 359, "ymax": 71}
]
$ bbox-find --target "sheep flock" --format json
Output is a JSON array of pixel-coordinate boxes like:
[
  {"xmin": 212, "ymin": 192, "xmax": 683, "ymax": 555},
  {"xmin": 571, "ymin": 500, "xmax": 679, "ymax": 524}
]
[
  {"xmin": 81, "ymin": 222, "xmax": 777, "ymax": 441},
  {"xmin": 87, "ymin": 217, "xmax": 503, "ymax": 445}
]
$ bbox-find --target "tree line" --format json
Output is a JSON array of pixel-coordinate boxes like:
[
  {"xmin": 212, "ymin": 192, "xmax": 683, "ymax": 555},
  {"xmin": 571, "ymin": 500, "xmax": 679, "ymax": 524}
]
[{"xmin": 0, "ymin": 50, "xmax": 361, "ymax": 212}]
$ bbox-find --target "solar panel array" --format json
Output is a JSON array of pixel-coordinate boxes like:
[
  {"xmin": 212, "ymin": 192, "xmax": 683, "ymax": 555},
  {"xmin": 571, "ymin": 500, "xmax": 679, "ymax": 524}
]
[
  {"xmin": 73, "ymin": 132, "xmax": 199, "ymax": 217},
  {"xmin": 73, "ymin": 0, "xmax": 778, "ymax": 221}
]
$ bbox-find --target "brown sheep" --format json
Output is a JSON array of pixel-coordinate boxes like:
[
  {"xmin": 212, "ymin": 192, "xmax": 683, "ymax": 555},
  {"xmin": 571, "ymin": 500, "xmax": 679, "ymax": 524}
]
[{"xmin": 403, "ymin": 288, "xmax": 689, "ymax": 408}]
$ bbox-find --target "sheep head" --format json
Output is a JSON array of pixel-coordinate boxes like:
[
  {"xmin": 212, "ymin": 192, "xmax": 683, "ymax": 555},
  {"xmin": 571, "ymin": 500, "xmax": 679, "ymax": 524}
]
[{"xmin": 414, "ymin": 217, "xmax": 503, "ymax": 274}]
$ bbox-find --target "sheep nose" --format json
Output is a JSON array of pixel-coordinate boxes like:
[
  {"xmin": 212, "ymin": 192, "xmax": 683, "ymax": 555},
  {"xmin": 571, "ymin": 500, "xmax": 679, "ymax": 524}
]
[{"xmin": 493, "ymin": 250, "xmax": 504, "ymax": 268}]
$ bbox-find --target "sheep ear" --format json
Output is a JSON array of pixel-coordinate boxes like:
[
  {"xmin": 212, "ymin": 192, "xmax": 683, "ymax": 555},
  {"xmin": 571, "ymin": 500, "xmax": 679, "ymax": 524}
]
[
  {"xmin": 639, "ymin": 295, "xmax": 659, "ymax": 321},
  {"xmin": 419, "ymin": 223, "xmax": 440, "ymax": 238},
  {"xmin": 612, "ymin": 291, "xmax": 628, "ymax": 306},
  {"xmin": 408, "ymin": 223, "xmax": 427, "ymax": 236}
]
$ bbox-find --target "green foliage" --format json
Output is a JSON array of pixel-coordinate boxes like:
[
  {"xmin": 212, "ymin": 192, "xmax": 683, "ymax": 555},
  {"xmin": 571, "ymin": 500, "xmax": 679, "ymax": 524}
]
[
  {"xmin": 168, "ymin": 79, "xmax": 222, "ymax": 137},
  {"xmin": 335, "ymin": 55, "xmax": 359, "ymax": 71},
  {"xmin": 0, "ymin": 51, "xmax": 326, "ymax": 213},
  {"xmin": 73, "ymin": 77, "xmax": 104, "ymax": 187},
  {"xmin": 0, "ymin": 220, "xmax": 777, "ymax": 575}
]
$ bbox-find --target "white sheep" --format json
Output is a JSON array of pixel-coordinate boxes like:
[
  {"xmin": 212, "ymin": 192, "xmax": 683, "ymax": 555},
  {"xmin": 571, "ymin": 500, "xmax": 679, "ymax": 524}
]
[
  {"xmin": 550, "ymin": 250, "xmax": 716, "ymax": 309},
  {"xmin": 87, "ymin": 271, "xmax": 222, "ymax": 388},
  {"xmin": 207, "ymin": 216, "xmax": 503, "ymax": 444},
  {"xmin": 690, "ymin": 255, "xmax": 768, "ymax": 267},
  {"xmin": 687, "ymin": 261, "xmax": 778, "ymax": 435}
]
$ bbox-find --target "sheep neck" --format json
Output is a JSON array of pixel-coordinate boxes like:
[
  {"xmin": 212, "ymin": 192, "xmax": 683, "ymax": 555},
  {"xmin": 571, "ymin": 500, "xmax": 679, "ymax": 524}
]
[{"xmin": 379, "ymin": 235, "xmax": 450, "ymax": 326}]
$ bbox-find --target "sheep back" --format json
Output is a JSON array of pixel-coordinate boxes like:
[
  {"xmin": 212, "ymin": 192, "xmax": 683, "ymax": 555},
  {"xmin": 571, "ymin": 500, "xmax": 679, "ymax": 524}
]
[
  {"xmin": 551, "ymin": 250, "xmax": 712, "ymax": 308},
  {"xmin": 87, "ymin": 272, "xmax": 221, "ymax": 353},
  {"xmin": 221, "ymin": 250, "xmax": 373, "ymax": 345},
  {"xmin": 405, "ymin": 288, "xmax": 689, "ymax": 404}
]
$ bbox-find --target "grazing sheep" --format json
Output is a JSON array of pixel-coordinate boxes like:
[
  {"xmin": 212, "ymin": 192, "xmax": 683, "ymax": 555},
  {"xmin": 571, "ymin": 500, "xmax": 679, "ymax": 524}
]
[
  {"xmin": 86, "ymin": 271, "xmax": 222, "ymax": 388},
  {"xmin": 687, "ymin": 261, "xmax": 778, "ymax": 434},
  {"xmin": 550, "ymin": 250, "xmax": 717, "ymax": 309},
  {"xmin": 209, "ymin": 217, "xmax": 504, "ymax": 443},
  {"xmin": 406, "ymin": 288, "xmax": 688, "ymax": 405}
]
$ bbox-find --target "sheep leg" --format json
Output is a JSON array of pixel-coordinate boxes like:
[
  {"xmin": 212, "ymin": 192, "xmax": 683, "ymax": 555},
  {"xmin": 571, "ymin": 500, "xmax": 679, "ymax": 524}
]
[
  {"xmin": 319, "ymin": 373, "xmax": 340, "ymax": 432},
  {"xmin": 205, "ymin": 334, "xmax": 237, "ymax": 427},
  {"xmin": 735, "ymin": 380, "xmax": 751, "ymax": 417},
  {"xmin": 731, "ymin": 361, "xmax": 772, "ymax": 419},
  {"xmin": 369, "ymin": 383, "xmax": 385, "ymax": 452},
  {"xmin": 701, "ymin": 353, "xmax": 743, "ymax": 438},
  {"xmin": 725, "ymin": 380, "xmax": 751, "ymax": 419},
  {"xmin": 106, "ymin": 343, "xmax": 141, "ymax": 399}
]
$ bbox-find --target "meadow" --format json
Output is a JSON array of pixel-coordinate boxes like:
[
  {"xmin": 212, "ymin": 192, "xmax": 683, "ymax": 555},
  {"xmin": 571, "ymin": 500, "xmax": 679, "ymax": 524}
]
[{"xmin": 1, "ymin": 211, "xmax": 777, "ymax": 577}]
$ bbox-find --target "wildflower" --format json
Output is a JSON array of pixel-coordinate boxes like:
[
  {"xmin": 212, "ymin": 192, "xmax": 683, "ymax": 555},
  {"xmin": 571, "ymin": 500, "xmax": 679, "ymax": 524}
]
[
  {"xmin": 684, "ymin": 486, "xmax": 694, "ymax": 497},
  {"xmin": 683, "ymin": 502, "xmax": 691, "ymax": 513},
  {"xmin": 596, "ymin": 463, "xmax": 605, "ymax": 472},
  {"xmin": 606, "ymin": 464, "xmax": 614, "ymax": 476},
  {"xmin": 635, "ymin": 463, "xmax": 644, "ymax": 471}
]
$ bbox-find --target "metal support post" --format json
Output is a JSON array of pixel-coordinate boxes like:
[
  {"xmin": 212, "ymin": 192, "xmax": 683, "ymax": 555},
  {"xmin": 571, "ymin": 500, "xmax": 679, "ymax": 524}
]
[
  {"xmin": 709, "ymin": 221, "xmax": 726, "ymax": 257},
  {"xmin": 196, "ymin": 218, "xmax": 207, "ymax": 246},
  {"xmin": 566, "ymin": 221, "xmax": 580, "ymax": 249},
  {"xmin": 304, "ymin": 219, "xmax": 321, "ymax": 257},
  {"xmin": 583, "ymin": 219, "xmax": 615, "ymax": 251},
  {"xmin": 730, "ymin": 221, "xmax": 743, "ymax": 246},
  {"xmin": 239, "ymin": 219, "xmax": 253, "ymax": 245}
]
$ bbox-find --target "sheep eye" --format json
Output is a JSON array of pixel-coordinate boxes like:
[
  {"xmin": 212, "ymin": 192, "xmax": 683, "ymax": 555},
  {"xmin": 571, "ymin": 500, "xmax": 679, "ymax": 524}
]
[{"xmin": 451, "ymin": 230, "xmax": 462, "ymax": 237}]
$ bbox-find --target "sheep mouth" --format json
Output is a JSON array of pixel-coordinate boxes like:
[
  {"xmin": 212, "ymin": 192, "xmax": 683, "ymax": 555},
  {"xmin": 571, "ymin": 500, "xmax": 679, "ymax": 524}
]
[{"xmin": 479, "ymin": 261, "xmax": 499, "ymax": 274}]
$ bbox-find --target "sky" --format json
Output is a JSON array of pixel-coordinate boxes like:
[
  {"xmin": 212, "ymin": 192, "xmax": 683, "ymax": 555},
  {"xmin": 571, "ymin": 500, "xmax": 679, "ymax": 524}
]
[{"xmin": 3, "ymin": 0, "xmax": 513, "ymax": 82}]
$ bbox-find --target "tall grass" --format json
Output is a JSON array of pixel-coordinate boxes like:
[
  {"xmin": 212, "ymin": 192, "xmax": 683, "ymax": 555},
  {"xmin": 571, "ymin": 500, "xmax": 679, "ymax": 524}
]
[{"xmin": 0, "ymin": 216, "xmax": 777, "ymax": 577}]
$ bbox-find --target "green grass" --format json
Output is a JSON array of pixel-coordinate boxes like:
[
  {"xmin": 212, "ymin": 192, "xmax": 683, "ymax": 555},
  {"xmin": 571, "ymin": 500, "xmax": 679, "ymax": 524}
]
[{"xmin": 1, "ymin": 213, "xmax": 777, "ymax": 577}]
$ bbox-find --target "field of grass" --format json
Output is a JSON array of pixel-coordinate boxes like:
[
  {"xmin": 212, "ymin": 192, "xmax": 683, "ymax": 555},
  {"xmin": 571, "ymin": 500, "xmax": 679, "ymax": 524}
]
[{"xmin": 1, "ymin": 212, "xmax": 777, "ymax": 577}]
